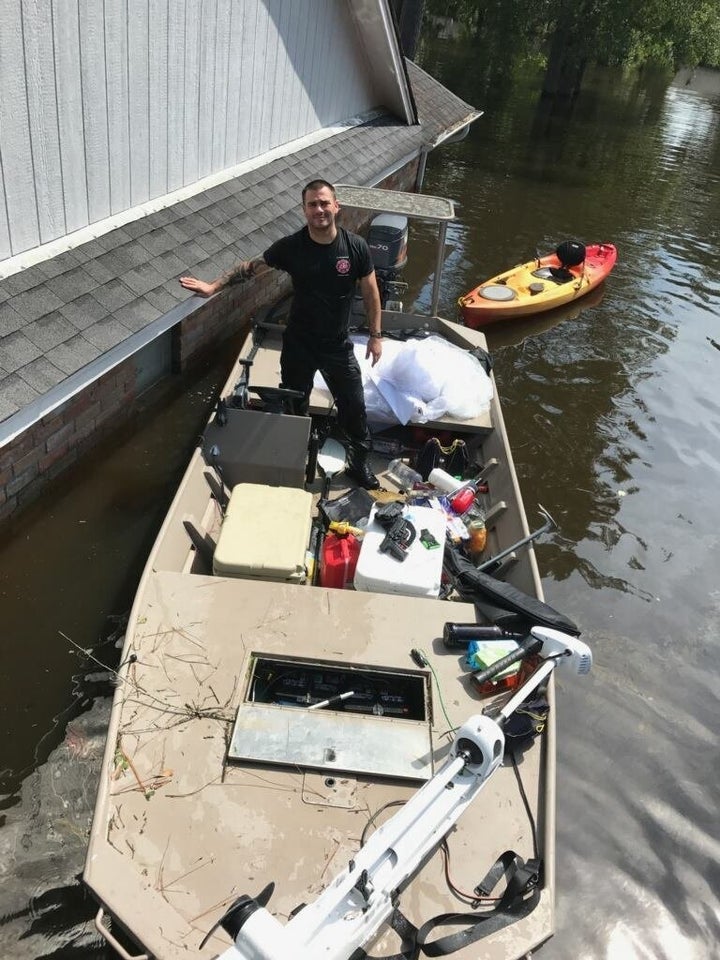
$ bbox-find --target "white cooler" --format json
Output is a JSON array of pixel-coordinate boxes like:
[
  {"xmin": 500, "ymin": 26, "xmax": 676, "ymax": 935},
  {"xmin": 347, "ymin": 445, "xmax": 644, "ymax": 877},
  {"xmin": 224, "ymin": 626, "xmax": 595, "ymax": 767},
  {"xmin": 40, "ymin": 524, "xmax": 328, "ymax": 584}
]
[{"xmin": 353, "ymin": 503, "xmax": 446, "ymax": 598}]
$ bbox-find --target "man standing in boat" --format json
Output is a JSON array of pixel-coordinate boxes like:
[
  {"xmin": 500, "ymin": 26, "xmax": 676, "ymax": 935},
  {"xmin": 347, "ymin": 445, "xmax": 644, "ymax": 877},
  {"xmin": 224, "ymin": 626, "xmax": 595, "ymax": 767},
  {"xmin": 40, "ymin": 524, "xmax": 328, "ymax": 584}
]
[{"xmin": 179, "ymin": 179, "xmax": 383, "ymax": 490}]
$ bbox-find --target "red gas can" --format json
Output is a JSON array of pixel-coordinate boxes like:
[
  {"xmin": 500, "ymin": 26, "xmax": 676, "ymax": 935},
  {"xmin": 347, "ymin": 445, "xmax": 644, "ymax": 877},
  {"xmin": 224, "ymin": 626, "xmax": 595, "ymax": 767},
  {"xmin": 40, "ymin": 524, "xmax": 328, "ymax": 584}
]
[{"xmin": 319, "ymin": 533, "xmax": 360, "ymax": 589}]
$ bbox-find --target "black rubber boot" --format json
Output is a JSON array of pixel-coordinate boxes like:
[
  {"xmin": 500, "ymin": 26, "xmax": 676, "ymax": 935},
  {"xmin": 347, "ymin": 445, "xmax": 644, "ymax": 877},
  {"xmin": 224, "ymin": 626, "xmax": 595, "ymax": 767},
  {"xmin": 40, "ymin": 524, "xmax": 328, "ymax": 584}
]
[{"xmin": 345, "ymin": 445, "xmax": 380, "ymax": 490}]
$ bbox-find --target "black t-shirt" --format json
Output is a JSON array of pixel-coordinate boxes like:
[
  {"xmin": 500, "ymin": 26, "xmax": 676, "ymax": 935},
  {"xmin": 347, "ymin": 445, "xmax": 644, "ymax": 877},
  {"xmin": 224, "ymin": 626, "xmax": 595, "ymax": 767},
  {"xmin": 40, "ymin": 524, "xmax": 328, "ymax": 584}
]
[{"xmin": 263, "ymin": 227, "xmax": 373, "ymax": 340}]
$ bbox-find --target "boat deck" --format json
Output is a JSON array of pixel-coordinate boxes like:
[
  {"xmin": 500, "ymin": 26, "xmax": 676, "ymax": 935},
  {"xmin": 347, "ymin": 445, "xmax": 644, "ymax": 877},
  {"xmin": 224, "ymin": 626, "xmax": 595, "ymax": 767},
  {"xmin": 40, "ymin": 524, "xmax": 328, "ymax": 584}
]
[{"xmin": 87, "ymin": 573, "xmax": 553, "ymax": 959}]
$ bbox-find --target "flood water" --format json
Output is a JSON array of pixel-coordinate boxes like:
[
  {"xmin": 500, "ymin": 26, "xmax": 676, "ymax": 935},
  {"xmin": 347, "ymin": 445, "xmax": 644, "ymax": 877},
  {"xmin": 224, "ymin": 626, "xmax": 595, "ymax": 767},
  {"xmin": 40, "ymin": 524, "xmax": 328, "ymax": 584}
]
[{"xmin": 2, "ymin": 52, "xmax": 720, "ymax": 959}]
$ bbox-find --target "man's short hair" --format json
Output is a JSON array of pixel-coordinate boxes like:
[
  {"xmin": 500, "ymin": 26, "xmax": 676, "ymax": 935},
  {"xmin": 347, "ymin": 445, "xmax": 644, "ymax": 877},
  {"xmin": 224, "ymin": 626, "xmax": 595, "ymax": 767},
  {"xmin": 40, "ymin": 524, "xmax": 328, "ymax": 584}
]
[{"xmin": 302, "ymin": 179, "xmax": 336, "ymax": 203}]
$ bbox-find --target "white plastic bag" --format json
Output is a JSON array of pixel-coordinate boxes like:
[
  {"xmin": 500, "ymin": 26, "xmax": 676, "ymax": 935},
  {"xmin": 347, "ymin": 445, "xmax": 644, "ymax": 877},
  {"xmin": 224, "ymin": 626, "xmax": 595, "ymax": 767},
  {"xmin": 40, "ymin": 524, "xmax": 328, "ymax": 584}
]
[
  {"xmin": 316, "ymin": 335, "xmax": 493, "ymax": 426},
  {"xmin": 371, "ymin": 335, "xmax": 493, "ymax": 424}
]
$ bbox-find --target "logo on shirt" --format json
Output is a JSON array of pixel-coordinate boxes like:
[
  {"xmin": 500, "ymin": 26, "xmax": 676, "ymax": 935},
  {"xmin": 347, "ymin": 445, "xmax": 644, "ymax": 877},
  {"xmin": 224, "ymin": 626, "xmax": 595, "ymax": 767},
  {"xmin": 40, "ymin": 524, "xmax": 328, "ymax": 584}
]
[{"xmin": 336, "ymin": 257, "xmax": 351, "ymax": 275}]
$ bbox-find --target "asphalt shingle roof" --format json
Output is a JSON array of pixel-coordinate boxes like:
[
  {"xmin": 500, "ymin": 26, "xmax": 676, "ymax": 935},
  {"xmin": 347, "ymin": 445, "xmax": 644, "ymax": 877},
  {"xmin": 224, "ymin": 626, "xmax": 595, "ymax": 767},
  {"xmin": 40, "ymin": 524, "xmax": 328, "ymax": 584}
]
[{"xmin": 0, "ymin": 62, "xmax": 479, "ymax": 435}]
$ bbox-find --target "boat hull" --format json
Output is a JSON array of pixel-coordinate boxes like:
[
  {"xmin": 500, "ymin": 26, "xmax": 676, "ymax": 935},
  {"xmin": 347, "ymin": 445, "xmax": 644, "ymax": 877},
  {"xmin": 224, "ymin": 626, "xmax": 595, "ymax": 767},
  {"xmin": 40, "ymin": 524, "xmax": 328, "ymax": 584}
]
[
  {"xmin": 84, "ymin": 314, "xmax": 556, "ymax": 960},
  {"xmin": 459, "ymin": 243, "xmax": 617, "ymax": 327}
]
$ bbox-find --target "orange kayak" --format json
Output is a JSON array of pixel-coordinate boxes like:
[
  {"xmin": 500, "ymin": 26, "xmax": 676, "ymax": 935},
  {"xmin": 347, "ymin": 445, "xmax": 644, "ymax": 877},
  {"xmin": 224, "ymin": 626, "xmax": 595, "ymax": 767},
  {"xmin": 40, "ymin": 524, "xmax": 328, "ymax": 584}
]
[{"xmin": 459, "ymin": 241, "xmax": 617, "ymax": 328}]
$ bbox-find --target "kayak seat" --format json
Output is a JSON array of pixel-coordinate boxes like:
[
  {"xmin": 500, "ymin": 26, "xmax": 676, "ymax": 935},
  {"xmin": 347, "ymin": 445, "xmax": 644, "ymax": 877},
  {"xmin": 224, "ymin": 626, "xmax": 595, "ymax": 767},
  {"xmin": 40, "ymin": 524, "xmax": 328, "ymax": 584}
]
[
  {"xmin": 532, "ymin": 266, "xmax": 574, "ymax": 285},
  {"xmin": 527, "ymin": 239, "xmax": 587, "ymax": 285},
  {"xmin": 548, "ymin": 266, "xmax": 575, "ymax": 283}
]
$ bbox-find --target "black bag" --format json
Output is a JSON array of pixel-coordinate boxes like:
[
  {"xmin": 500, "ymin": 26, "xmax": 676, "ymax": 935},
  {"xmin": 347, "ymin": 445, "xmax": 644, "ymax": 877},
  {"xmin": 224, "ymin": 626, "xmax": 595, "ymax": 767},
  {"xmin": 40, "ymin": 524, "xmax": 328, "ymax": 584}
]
[
  {"xmin": 444, "ymin": 545, "xmax": 582, "ymax": 636},
  {"xmin": 415, "ymin": 437, "xmax": 469, "ymax": 481},
  {"xmin": 504, "ymin": 696, "xmax": 550, "ymax": 748}
]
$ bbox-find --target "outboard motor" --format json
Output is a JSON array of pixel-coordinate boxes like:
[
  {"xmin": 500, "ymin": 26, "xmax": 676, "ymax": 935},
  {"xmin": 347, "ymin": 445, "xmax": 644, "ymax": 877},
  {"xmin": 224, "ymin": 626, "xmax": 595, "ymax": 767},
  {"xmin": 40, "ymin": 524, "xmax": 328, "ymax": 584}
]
[{"xmin": 367, "ymin": 213, "xmax": 409, "ymax": 310}]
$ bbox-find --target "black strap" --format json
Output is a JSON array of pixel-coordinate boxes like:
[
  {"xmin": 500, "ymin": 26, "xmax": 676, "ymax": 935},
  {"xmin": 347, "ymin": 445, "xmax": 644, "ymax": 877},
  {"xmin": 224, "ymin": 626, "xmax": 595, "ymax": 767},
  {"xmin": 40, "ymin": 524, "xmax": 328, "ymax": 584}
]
[
  {"xmin": 475, "ymin": 850, "xmax": 541, "ymax": 902},
  {"xmin": 352, "ymin": 852, "xmax": 541, "ymax": 960}
]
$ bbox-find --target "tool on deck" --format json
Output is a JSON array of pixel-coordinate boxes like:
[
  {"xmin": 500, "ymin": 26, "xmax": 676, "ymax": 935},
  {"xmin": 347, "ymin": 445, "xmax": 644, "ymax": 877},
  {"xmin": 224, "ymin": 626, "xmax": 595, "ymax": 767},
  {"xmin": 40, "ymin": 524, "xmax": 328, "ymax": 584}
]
[
  {"xmin": 476, "ymin": 504, "xmax": 556, "ymax": 573},
  {"xmin": 328, "ymin": 520, "xmax": 364, "ymax": 538},
  {"xmin": 470, "ymin": 625, "xmax": 591, "ymax": 689},
  {"xmin": 374, "ymin": 501, "xmax": 416, "ymax": 561}
]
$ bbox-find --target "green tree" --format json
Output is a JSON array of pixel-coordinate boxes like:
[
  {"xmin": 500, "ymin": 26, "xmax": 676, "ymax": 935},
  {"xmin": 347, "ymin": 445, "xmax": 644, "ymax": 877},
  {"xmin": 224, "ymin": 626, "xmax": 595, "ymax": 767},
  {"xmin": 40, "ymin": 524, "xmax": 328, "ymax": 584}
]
[{"xmin": 423, "ymin": 0, "xmax": 720, "ymax": 97}]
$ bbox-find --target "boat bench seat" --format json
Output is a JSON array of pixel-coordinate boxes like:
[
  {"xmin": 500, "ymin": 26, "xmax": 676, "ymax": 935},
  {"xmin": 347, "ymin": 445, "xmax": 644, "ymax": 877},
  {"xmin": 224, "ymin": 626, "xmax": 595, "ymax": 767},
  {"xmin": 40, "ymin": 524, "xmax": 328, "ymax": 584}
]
[
  {"xmin": 213, "ymin": 483, "xmax": 313, "ymax": 584},
  {"xmin": 203, "ymin": 408, "xmax": 311, "ymax": 489}
]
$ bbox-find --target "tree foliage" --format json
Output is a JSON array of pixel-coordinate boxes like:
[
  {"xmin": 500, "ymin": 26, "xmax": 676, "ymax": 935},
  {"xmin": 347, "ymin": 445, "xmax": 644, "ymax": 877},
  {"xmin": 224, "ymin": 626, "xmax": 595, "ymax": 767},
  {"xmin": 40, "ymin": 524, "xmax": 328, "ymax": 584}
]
[{"xmin": 424, "ymin": 0, "xmax": 720, "ymax": 77}]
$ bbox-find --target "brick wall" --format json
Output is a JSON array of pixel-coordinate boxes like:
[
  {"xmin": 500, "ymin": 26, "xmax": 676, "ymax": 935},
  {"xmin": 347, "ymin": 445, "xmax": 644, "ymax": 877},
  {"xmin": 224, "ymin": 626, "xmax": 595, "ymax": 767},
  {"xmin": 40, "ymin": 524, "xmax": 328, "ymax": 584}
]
[{"xmin": 0, "ymin": 160, "xmax": 420, "ymax": 526}]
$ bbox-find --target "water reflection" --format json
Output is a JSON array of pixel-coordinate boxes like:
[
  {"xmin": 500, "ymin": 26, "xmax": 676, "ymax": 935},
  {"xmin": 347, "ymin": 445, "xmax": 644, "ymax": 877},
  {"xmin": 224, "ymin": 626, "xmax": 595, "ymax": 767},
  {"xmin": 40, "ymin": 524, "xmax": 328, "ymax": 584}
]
[{"xmin": 483, "ymin": 284, "xmax": 607, "ymax": 349}]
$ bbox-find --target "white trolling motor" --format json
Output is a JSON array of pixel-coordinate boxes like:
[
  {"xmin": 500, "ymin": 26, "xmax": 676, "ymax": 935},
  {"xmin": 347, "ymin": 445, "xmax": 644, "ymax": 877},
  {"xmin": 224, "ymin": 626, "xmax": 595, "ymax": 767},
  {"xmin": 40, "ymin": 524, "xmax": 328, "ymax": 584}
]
[{"xmin": 204, "ymin": 628, "xmax": 592, "ymax": 960}]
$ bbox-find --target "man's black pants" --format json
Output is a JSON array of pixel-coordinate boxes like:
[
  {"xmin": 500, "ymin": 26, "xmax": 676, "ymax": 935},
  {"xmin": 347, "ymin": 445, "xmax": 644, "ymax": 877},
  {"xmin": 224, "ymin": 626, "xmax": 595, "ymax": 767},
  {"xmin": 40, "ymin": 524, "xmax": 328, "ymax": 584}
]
[{"xmin": 280, "ymin": 330, "xmax": 369, "ymax": 450}]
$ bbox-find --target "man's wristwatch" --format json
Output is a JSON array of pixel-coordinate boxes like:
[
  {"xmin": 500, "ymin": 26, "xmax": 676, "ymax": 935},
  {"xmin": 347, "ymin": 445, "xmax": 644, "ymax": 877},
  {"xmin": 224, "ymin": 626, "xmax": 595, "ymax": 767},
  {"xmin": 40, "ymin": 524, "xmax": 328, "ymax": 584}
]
[{"xmin": 369, "ymin": 332, "xmax": 382, "ymax": 339}]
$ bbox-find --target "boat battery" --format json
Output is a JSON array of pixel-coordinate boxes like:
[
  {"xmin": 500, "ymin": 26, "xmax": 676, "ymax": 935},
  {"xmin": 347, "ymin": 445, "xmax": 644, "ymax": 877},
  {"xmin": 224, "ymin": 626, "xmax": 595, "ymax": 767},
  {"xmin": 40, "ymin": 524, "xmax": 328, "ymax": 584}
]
[
  {"xmin": 353, "ymin": 503, "xmax": 446, "ymax": 598},
  {"xmin": 319, "ymin": 532, "xmax": 361, "ymax": 589},
  {"xmin": 213, "ymin": 483, "xmax": 312, "ymax": 583}
]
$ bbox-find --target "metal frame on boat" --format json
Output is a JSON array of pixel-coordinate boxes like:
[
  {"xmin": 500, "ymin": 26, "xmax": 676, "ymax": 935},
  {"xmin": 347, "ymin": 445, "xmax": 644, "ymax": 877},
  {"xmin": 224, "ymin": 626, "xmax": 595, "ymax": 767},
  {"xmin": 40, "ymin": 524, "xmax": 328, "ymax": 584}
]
[{"xmin": 84, "ymin": 186, "xmax": 585, "ymax": 960}]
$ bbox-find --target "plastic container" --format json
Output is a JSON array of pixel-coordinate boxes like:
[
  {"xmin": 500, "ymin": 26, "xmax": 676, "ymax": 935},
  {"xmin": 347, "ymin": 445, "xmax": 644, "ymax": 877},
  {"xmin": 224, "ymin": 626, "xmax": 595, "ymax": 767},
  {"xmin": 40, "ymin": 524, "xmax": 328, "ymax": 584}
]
[
  {"xmin": 449, "ymin": 483, "xmax": 477, "ymax": 514},
  {"xmin": 213, "ymin": 484, "xmax": 313, "ymax": 582},
  {"xmin": 387, "ymin": 459, "xmax": 423, "ymax": 491},
  {"xmin": 466, "ymin": 638, "xmax": 522, "ymax": 696},
  {"xmin": 319, "ymin": 533, "xmax": 361, "ymax": 589},
  {"xmin": 428, "ymin": 467, "xmax": 465, "ymax": 494},
  {"xmin": 466, "ymin": 519, "xmax": 487, "ymax": 558}
]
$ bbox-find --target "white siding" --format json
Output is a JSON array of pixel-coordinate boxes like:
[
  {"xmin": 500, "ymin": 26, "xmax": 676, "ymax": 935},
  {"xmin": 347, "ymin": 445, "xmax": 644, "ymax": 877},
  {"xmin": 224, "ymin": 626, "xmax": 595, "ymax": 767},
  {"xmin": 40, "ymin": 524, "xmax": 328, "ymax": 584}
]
[
  {"xmin": 0, "ymin": 0, "xmax": 378, "ymax": 263},
  {"xmin": 105, "ymin": 0, "xmax": 131, "ymax": 213},
  {"xmin": 128, "ymin": 0, "xmax": 151, "ymax": 204},
  {"xmin": 1, "ymin": 0, "xmax": 41, "ymax": 252},
  {"xmin": 149, "ymin": 0, "xmax": 169, "ymax": 197},
  {"xmin": 78, "ymin": 0, "xmax": 111, "ymax": 223},
  {"xmin": 24, "ymin": 0, "xmax": 65, "ymax": 243},
  {"xmin": 52, "ymin": 0, "xmax": 89, "ymax": 232}
]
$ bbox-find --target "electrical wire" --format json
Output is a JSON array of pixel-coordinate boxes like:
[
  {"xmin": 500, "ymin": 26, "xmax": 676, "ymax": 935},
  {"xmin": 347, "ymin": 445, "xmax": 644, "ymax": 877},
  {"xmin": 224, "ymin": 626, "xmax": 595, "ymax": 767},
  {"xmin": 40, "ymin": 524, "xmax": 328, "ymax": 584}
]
[
  {"xmin": 415, "ymin": 647, "xmax": 456, "ymax": 734},
  {"xmin": 509, "ymin": 749, "xmax": 539, "ymax": 859},
  {"xmin": 439, "ymin": 840, "xmax": 502, "ymax": 905},
  {"xmin": 360, "ymin": 799, "xmax": 406, "ymax": 846},
  {"xmin": 361, "ymin": 803, "xmax": 501, "ymax": 906},
  {"xmin": 411, "ymin": 646, "xmax": 542, "ymax": 902}
]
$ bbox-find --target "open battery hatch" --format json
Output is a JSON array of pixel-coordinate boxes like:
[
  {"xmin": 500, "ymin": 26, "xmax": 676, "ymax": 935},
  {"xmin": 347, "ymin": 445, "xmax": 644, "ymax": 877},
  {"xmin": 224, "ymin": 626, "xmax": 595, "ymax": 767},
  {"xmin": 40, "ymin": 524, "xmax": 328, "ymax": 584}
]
[{"xmin": 229, "ymin": 655, "xmax": 434, "ymax": 781}]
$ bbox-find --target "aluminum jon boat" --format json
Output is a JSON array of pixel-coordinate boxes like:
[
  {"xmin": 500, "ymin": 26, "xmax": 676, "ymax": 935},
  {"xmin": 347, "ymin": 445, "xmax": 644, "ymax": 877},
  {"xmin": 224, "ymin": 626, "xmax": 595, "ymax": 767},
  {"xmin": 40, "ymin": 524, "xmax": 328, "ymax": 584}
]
[{"xmin": 84, "ymin": 186, "xmax": 591, "ymax": 960}]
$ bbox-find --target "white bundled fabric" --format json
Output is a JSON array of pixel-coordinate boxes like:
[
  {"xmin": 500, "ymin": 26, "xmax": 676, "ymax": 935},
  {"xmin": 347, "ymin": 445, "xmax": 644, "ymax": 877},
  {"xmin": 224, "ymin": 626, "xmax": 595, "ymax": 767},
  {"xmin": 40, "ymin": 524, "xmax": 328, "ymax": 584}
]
[
  {"xmin": 378, "ymin": 335, "xmax": 493, "ymax": 422},
  {"xmin": 313, "ymin": 335, "xmax": 493, "ymax": 426}
]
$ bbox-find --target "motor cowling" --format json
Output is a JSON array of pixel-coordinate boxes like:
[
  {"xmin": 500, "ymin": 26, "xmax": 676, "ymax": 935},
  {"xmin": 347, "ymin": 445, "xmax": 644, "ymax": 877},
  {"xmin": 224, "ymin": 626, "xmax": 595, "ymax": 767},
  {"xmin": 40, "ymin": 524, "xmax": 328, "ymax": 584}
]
[{"xmin": 367, "ymin": 214, "xmax": 408, "ymax": 277}]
